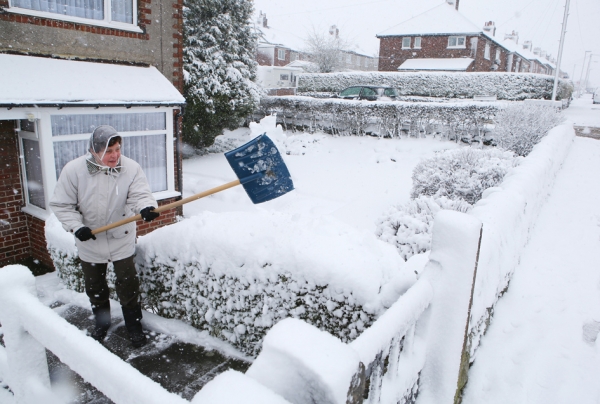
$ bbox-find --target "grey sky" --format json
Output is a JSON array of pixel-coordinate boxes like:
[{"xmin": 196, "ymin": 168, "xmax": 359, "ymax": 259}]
[{"xmin": 253, "ymin": 0, "xmax": 600, "ymax": 86}]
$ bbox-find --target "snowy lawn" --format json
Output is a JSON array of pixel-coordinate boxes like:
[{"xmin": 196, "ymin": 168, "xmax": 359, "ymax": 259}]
[{"xmin": 182, "ymin": 124, "xmax": 460, "ymax": 233}]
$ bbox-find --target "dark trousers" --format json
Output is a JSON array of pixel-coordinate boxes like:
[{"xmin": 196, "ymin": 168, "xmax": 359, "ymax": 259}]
[{"xmin": 81, "ymin": 255, "xmax": 140, "ymax": 311}]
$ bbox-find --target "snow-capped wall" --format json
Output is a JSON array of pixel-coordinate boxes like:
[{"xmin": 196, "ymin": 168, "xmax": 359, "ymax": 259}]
[
  {"xmin": 467, "ymin": 123, "xmax": 575, "ymax": 355},
  {"xmin": 297, "ymin": 72, "xmax": 573, "ymax": 101},
  {"xmin": 258, "ymin": 96, "xmax": 500, "ymax": 140}
]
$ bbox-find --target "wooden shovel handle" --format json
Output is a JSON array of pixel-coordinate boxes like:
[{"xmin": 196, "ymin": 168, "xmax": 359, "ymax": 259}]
[{"xmin": 91, "ymin": 179, "xmax": 241, "ymax": 235}]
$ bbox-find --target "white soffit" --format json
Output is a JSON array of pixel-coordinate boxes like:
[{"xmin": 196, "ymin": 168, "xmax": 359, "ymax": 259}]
[{"xmin": 0, "ymin": 53, "xmax": 185, "ymax": 106}]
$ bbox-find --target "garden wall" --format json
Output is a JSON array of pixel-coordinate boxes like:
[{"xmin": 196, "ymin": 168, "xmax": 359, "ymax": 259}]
[
  {"xmin": 466, "ymin": 123, "xmax": 575, "ymax": 356},
  {"xmin": 297, "ymin": 72, "xmax": 573, "ymax": 101}
]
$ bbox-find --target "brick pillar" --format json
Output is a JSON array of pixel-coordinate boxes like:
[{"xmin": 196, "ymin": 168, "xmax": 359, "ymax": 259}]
[{"xmin": 0, "ymin": 120, "xmax": 31, "ymax": 267}]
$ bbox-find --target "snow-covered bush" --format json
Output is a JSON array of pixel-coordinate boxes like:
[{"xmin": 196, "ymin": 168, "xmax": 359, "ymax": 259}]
[
  {"xmin": 411, "ymin": 148, "xmax": 517, "ymax": 204},
  {"xmin": 376, "ymin": 196, "xmax": 472, "ymax": 261},
  {"xmin": 297, "ymin": 71, "xmax": 573, "ymax": 101},
  {"xmin": 183, "ymin": 0, "xmax": 260, "ymax": 148},
  {"xmin": 492, "ymin": 103, "xmax": 564, "ymax": 156},
  {"xmin": 257, "ymin": 96, "xmax": 498, "ymax": 141}
]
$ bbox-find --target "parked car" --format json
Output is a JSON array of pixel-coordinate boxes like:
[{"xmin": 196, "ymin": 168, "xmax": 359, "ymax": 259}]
[
  {"xmin": 593, "ymin": 90, "xmax": 600, "ymax": 104},
  {"xmin": 334, "ymin": 86, "xmax": 399, "ymax": 101}
]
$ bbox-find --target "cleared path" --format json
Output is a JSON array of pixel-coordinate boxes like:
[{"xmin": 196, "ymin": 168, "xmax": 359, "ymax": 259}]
[{"xmin": 462, "ymin": 135, "xmax": 600, "ymax": 403}]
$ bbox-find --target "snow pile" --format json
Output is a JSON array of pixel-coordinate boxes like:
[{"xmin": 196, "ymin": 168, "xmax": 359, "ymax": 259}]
[
  {"xmin": 135, "ymin": 211, "xmax": 416, "ymax": 356},
  {"xmin": 246, "ymin": 318, "xmax": 362, "ymax": 404},
  {"xmin": 297, "ymin": 71, "xmax": 573, "ymax": 101},
  {"xmin": 467, "ymin": 123, "xmax": 575, "ymax": 356},
  {"xmin": 377, "ymin": 148, "xmax": 516, "ymax": 260},
  {"xmin": 258, "ymin": 96, "xmax": 500, "ymax": 141}
]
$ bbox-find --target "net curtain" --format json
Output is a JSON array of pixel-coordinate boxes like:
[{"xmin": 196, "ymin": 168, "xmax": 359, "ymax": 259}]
[{"xmin": 12, "ymin": 0, "xmax": 133, "ymax": 23}]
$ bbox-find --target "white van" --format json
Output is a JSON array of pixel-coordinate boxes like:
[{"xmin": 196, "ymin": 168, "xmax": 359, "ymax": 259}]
[{"xmin": 594, "ymin": 91, "xmax": 600, "ymax": 104}]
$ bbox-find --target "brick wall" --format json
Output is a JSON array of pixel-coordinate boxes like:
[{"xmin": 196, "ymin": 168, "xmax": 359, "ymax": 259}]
[
  {"xmin": 378, "ymin": 34, "xmax": 511, "ymax": 73},
  {"xmin": 28, "ymin": 215, "xmax": 53, "ymax": 268},
  {"xmin": 171, "ymin": 0, "xmax": 184, "ymax": 92},
  {"xmin": 0, "ymin": 120, "xmax": 30, "ymax": 267},
  {"xmin": 136, "ymin": 197, "xmax": 179, "ymax": 236},
  {"xmin": 273, "ymin": 47, "xmax": 290, "ymax": 67}
]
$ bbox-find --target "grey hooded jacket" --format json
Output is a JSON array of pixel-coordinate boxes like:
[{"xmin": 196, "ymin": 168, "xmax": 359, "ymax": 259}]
[{"xmin": 50, "ymin": 127, "xmax": 157, "ymax": 263}]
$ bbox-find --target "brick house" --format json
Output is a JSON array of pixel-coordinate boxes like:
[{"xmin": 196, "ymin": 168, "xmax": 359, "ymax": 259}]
[
  {"xmin": 0, "ymin": 0, "xmax": 185, "ymax": 269},
  {"xmin": 377, "ymin": 1, "xmax": 556, "ymax": 75}
]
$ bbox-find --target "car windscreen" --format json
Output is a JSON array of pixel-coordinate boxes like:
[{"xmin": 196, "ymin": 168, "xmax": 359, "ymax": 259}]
[{"xmin": 339, "ymin": 87, "xmax": 362, "ymax": 97}]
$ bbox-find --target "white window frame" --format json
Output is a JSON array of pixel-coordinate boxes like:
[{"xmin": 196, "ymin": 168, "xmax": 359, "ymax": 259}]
[
  {"xmin": 484, "ymin": 43, "xmax": 491, "ymax": 60},
  {"xmin": 17, "ymin": 120, "xmax": 50, "ymax": 219},
  {"xmin": 413, "ymin": 37, "xmax": 422, "ymax": 49},
  {"xmin": 447, "ymin": 36, "xmax": 466, "ymax": 49},
  {"xmin": 277, "ymin": 49, "xmax": 286, "ymax": 61},
  {"xmin": 12, "ymin": 107, "xmax": 179, "ymax": 220},
  {"xmin": 495, "ymin": 48, "xmax": 501, "ymax": 63},
  {"xmin": 402, "ymin": 37, "xmax": 411, "ymax": 49},
  {"xmin": 7, "ymin": 0, "xmax": 141, "ymax": 32}
]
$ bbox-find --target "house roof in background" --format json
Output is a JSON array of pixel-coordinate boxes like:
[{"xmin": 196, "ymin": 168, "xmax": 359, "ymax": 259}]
[
  {"xmin": 398, "ymin": 58, "xmax": 474, "ymax": 71},
  {"xmin": 0, "ymin": 54, "xmax": 185, "ymax": 107},
  {"xmin": 377, "ymin": 3, "xmax": 482, "ymax": 37}
]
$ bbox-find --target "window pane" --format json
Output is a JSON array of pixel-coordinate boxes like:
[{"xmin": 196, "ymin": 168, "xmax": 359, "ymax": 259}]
[
  {"xmin": 414, "ymin": 37, "xmax": 421, "ymax": 48},
  {"xmin": 111, "ymin": 0, "xmax": 133, "ymax": 23},
  {"xmin": 53, "ymin": 134, "xmax": 167, "ymax": 193},
  {"xmin": 449, "ymin": 37, "xmax": 457, "ymax": 47},
  {"xmin": 53, "ymin": 139, "xmax": 88, "ymax": 179},
  {"xmin": 458, "ymin": 37, "xmax": 465, "ymax": 46},
  {"xmin": 123, "ymin": 134, "xmax": 167, "ymax": 192},
  {"xmin": 340, "ymin": 87, "xmax": 362, "ymax": 97},
  {"xmin": 22, "ymin": 139, "xmax": 46, "ymax": 209},
  {"xmin": 51, "ymin": 113, "xmax": 167, "ymax": 136},
  {"xmin": 402, "ymin": 37, "xmax": 411, "ymax": 48},
  {"xmin": 12, "ymin": 0, "xmax": 104, "ymax": 20}
]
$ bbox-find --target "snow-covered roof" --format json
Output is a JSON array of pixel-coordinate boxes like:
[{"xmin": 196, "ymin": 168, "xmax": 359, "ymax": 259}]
[
  {"xmin": 0, "ymin": 54, "xmax": 185, "ymax": 107},
  {"xmin": 398, "ymin": 58, "xmax": 474, "ymax": 71},
  {"xmin": 256, "ymin": 25, "xmax": 305, "ymax": 52},
  {"xmin": 377, "ymin": 3, "xmax": 482, "ymax": 37}
]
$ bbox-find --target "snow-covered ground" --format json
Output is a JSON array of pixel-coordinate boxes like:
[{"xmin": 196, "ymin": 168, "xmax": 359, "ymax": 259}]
[
  {"xmin": 462, "ymin": 96, "xmax": 600, "ymax": 403},
  {"xmin": 182, "ymin": 123, "xmax": 460, "ymax": 233}
]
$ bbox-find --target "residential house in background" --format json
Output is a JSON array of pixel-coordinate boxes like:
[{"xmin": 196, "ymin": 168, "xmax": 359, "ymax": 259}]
[
  {"xmin": 377, "ymin": 1, "xmax": 557, "ymax": 76},
  {"xmin": 0, "ymin": 0, "xmax": 185, "ymax": 268},
  {"xmin": 254, "ymin": 12, "xmax": 378, "ymax": 94}
]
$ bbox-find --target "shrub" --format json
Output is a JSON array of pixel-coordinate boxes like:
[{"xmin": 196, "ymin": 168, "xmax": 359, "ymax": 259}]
[
  {"xmin": 376, "ymin": 196, "xmax": 473, "ymax": 261},
  {"xmin": 411, "ymin": 148, "xmax": 517, "ymax": 204},
  {"xmin": 492, "ymin": 103, "xmax": 564, "ymax": 156}
]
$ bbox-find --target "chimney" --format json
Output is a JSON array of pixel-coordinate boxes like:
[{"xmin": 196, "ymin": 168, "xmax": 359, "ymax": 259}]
[
  {"xmin": 483, "ymin": 21, "xmax": 496, "ymax": 37},
  {"xmin": 504, "ymin": 30, "xmax": 519, "ymax": 44},
  {"xmin": 522, "ymin": 40, "xmax": 532, "ymax": 51},
  {"xmin": 329, "ymin": 25, "xmax": 339, "ymax": 39},
  {"xmin": 257, "ymin": 11, "xmax": 268, "ymax": 28},
  {"xmin": 540, "ymin": 50, "xmax": 547, "ymax": 58},
  {"xmin": 533, "ymin": 47, "xmax": 541, "ymax": 56}
]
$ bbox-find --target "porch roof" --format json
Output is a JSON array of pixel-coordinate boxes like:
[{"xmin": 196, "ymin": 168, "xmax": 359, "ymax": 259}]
[
  {"xmin": 0, "ymin": 54, "xmax": 185, "ymax": 108},
  {"xmin": 398, "ymin": 58, "xmax": 474, "ymax": 71}
]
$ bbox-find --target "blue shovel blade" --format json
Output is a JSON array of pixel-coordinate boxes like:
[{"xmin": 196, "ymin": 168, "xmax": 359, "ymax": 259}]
[{"xmin": 225, "ymin": 133, "xmax": 294, "ymax": 204}]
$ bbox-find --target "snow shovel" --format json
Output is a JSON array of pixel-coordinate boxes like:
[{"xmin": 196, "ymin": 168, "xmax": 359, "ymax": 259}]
[{"xmin": 91, "ymin": 134, "xmax": 294, "ymax": 235}]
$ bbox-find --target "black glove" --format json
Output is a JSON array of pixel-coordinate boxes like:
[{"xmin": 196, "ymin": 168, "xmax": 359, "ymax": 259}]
[
  {"xmin": 140, "ymin": 206, "xmax": 160, "ymax": 222},
  {"xmin": 75, "ymin": 227, "xmax": 96, "ymax": 241}
]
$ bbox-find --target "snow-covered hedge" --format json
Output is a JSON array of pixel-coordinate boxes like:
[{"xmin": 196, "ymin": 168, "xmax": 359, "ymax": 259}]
[
  {"xmin": 467, "ymin": 123, "xmax": 575, "ymax": 355},
  {"xmin": 411, "ymin": 148, "xmax": 517, "ymax": 204},
  {"xmin": 257, "ymin": 96, "xmax": 499, "ymax": 141},
  {"xmin": 47, "ymin": 211, "xmax": 416, "ymax": 357},
  {"xmin": 376, "ymin": 148, "xmax": 516, "ymax": 260},
  {"xmin": 297, "ymin": 72, "xmax": 574, "ymax": 101}
]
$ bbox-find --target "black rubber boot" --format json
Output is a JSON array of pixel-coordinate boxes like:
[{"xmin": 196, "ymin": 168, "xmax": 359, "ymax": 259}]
[
  {"xmin": 122, "ymin": 305, "xmax": 147, "ymax": 348},
  {"xmin": 91, "ymin": 301, "xmax": 111, "ymax": 342}
]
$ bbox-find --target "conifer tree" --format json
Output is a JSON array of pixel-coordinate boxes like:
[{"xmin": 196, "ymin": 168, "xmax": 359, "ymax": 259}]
[{"xmin": 183, "ymin": 0, "xmax": 260, "ymax": 148}]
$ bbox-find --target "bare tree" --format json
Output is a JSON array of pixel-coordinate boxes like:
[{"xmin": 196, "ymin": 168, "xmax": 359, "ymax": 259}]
[{"xmin": 304, "ymin": 25, "xmax": 352, "ymax": 73}]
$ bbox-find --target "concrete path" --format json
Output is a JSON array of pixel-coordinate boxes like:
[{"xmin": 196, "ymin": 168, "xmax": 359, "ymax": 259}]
[
  {"xmin": 46, "ymin": 303, "xmax": 249, "ymax": 403},
  {"xmin": 462, "ymin": 134, "xmax": 600, "ymax": 402}
]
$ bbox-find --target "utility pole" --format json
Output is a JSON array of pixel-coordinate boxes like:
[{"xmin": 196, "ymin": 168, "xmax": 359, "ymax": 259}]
[
  {"xmin": 578, "ymin": 51, "xmax": 591, "ymax": 96},
  {"xmin": 551, "ymin": 0, "xmax": 570, "ymax": 101},
  {"xmin": 584, "ymin": 55, "xmax": 597, "ymax": 92}
]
